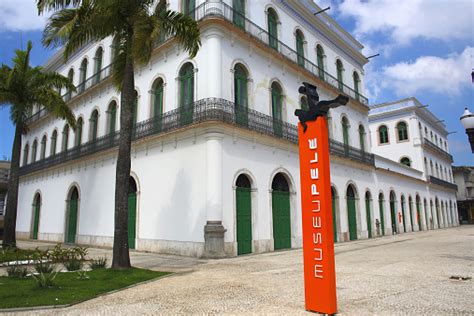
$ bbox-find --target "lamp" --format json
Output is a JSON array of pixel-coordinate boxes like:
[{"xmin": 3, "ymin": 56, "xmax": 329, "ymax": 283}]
[{"xmin": 460, "ymin": 107, "xmax": 474, "ymax": 153}]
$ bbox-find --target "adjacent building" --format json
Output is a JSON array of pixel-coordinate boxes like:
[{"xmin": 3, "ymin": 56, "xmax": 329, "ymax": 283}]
[
  {"xmin": 14, "ymin": 0, "xmax": 458, "ymax": 258},
  {"xmin": 453, "ymin": 166, "xmax": 474, "ymax": 224}
]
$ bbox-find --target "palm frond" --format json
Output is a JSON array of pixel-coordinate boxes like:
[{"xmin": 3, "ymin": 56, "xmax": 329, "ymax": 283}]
[{"xmin": 37, "ymin": 0, "xmax": 84, "ymax": 14}]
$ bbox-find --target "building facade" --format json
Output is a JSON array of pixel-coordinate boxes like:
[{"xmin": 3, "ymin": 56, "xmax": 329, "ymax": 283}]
[
  {"xmin": 453, "ymin": 166, "xmax": 474, "ymax": 224},
  {"xmin": 15, "ymin": 0, "xmax": 458, "ymax": 258}
]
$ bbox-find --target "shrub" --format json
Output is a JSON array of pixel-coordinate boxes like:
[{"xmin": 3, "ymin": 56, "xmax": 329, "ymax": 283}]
[
  {"xmin": 32, "ymin": 269, "xmax": 58, "ymax": 288},
  {"xmin": 89, "ymin": 257, "xmax": 107, "ymax": 270},
  {"xmin": 34, "ymin": 261, "xmax": 55, "ymax": 274},
  {"xmin": 76, "ymin": 269, "xmax": 89, "ymax": 280},
  {"xmin": 64, "ymin": 258, "xmax": 83, "ymax": 271},
  {"xmin": 6, "ymin": 265, "xmax": 28, "ymax": 279}
]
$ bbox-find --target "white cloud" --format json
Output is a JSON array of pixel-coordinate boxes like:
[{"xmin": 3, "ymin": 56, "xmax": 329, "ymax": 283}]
[
  {"xmin": 338, "ymin": 0, "xmax": 473, "ymax": 45},
  {"xmin": 380, "ymin": 46, "xmax": 473, "ymax": 96},
  {"xmin": 0, "ymin": 0, "xmax": 49, "ymax": 32}
]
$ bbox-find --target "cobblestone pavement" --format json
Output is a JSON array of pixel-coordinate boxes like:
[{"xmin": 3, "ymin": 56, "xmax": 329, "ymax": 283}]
[{"xmin": 7, "ymin": 226, "xmax": 474, "ymax": 315}]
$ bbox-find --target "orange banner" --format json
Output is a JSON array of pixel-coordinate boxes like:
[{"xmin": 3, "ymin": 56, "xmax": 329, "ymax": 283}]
[{"xmin": 298, "ymin": 117, "xmax": 337, "ymax": 314}]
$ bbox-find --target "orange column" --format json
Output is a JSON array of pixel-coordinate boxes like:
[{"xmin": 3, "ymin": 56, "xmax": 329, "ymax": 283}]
[{"xmin": 298, "ymin": 117, "xmax": 337, "ymax": 314}]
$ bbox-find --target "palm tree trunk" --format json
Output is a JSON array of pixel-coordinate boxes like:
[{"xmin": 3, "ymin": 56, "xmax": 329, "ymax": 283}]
[
  {"xmin": 111, "ymin": 44, "xmax": 135, "ymax": 269},
  {"xmin": 2, "ymin": 124, "xmax": 23, "ymax": 248}
]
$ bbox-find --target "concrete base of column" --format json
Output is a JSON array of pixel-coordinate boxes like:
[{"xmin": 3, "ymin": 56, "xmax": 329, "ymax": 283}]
[{"xmin": 203, "ymin": 220, "xmax": 227, "ymax": 258}]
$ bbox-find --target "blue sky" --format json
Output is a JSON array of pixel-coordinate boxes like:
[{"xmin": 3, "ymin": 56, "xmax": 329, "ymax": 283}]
[{"xmin": 0, "ymin": 0, "xmax": 473, "ymax": 165}]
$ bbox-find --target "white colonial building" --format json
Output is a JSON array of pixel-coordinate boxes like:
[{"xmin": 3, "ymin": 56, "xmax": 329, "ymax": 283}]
[{"xmin": 15, "ymin": 0, "xmax": 458, "ymax": 258}]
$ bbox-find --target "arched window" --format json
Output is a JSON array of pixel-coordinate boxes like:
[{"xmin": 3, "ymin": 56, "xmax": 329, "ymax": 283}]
[
  {"xmin": 66, "ymin": 68, "xmax": 74, "ymax": 101},
  {"xmin": 424, "ymin": 157, "xmax": 428, "ymax": 174},
  {"xmin": 182, "ymin": 0, "xmax": 196, "ymax": 19},
  {"xmin": 111, "ymin": 36, "xmax": 120, "ymax": 62},
  {"xmin": 75, "ymin": 118, "xmax": 83, "ymax": 147},
  {"xmin": 233, "ymin": 0, "xmax": 245, "ymax": 28},
  {"xmin": 107, "ymin": 101, "xmax": 117, "ymax": 134},
  {"xmin": 267, "ymin": 8, "xmax": 279, "ymax": 50},
  {"xmin": 400, "ymin": 157, "xmax": 411, "ymax": 167},
  {"xmin": 336, "ymin": 59, "xmax": 344, "ymax": 91},
  {"xmin": 23, "ymin": 143, "xmax": 29, "ymax": 166},
  {"xmin": 133, "ymin": 90, "xmax": 139, "ymax": 126},
  {"xmin": 397, "ymin": 121, "xmax": 408, "ymax": 141},
  {"xmin": 151, "ymin": 78, "xmax": 164, "ymax": 118},
  {"xmin": 295, "ymin": 29, "xmax": 305, "ymax": 67},
  {"xmin": 430, "ymin": 131, "xmax": 433, "ymax": 141},
  {"xmin": 93, "ymin": 47, "xmax": 103, "ymax": 84},
  {"xmin": 179, "ymin": 63, "xmax": 195, "ymax": 125},
  {"xmin": 50, "ymin": 130, "xmax": 57, "ymax": 156},
  {"xmin": 78, "ymin": 58, "xmax": 88, "ymax": 93},
  {"xmin": 353, "ymin": 71, "xmax": 360, "ymax": 101},
  {"xmin": 271, "ymin": 82, "xmax": 283, "ymax": 136},
  {"xmin": 40, "ymin": 135, "xmax": 47, "ymax": 160},
  {"xmin": 342, "ymin": 116, "xmax": 350, "ymax": 146},
  {"xmin": 316, "ymin": 45, "xmax": 325, "ymax": 79},
  {"xmin": 234, "ymin": 64, "xmax": 249, "ymax": 127},
  {"xmin": 358, "ymin": 124, "xmax": 365, "ymax": 151},
  {"xmin": 31, "ymin": 139, "xmax": 38, "ymax": 163},
  {"xmin": 435, "ymin": 163, "xmax": 439, "ymax": 178},
  {"xmin": 62, "ymin": 124, "xmax": 70, "ymax": 151},
  {"xmin": 89, "ymin": 110, "xmax": 99, "ymax": 141},
  {"xmin": 434, "ymin": 134, "xmax": 438, "ymax": 145},
  {"xmin": 234, "ymin": 64, "xmax": 248, "ymax": 109},
  {"xmin": 430, "ymin": 160, "xmax": 434, "ymax": 175},
  {"xmin": 378, "ymin": 125, "xmax": 389, "ymax": 144},
  {"xmin": 300, "ymin": 96, "xmax": 308, "ymax": 111}
]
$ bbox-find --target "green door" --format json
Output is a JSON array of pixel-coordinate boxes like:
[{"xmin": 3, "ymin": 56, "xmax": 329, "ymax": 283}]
[
  {"xmin": 378, "ymin": 198, "xmax": 385, "ymax": 236},
  {"xmin": 66, "ymin": 199, "xmax": 78, "ymax": 243},
  {"xmin": 32, "ymin": 202, "xmax": 40, "ymax": 240},
  {"xmin": 128, "ymin": 192, "xmax": 137, "ymax": 250},
  {"xmin": 271, "ymin": 84, "xmax": 283, "ymax": 137},
  {"xmin": 331, "ymin": 191, "xmax": 337, "ymax": 242},
  {"xmin": 233, "ymin": 0, "xmax": 245, "ymax": 29},
  {"xmin": 390, "ymin": 198, "xmax": 397, "ymax": 233},
  {"xmin": 365, "ymin": 197, "xmax": 372, "ymax": 238},
  {"xmin": 401, "ymin": 200, "xmax": 407, "ymax": 233},
  {"xmin": 272, "ymin": 191, "xmax": 291, "ymax": 250},
  {"xmin": 416, "ymin": 202, "xmax": 422, "ymax": 231},
  {"xmin": 236, "ymin": 188, "xmax": 252, "ymax": 255},
  {"xmin": 234, "ymin": 65, "xmax": 248, "ymax": 127},
  {"xmin": 347, "ymin": 192, "xmax": 357, "ymax": 241},
  {"xmin": 179, "ymin": 64, "xmax": 194, "ymax": 126},
  {"xmin": 409, "ymin": 202, "xmax": 414, "ymax": 231}
]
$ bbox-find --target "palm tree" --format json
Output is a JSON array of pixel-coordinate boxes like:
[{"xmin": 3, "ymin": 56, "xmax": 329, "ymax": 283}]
[
  {"xmin": 0, "ymin": 41, "xmax": 76, "ymax": 248},
  {"xmin": 38, "ymin": 0, "xmax": 201, "ymax": 269}
]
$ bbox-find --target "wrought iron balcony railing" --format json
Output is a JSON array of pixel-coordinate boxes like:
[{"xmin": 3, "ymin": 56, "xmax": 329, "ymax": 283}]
[
  {"xmin": 19, "ymin": 98, "xmax": 374, "ymax": 176},
  {"xmin": 423, "ymin": 138, "xmax": 453, "ymax": 162},
  {"xmin": 429, "ymin": 176, "xmax": 457, "ymax": 191},
  {"xmin": 191, "ymin": 2, "xmax": 368, "ymax": 105},
  {"xmin": 26, "ymin": 1, "xmax": 368, "ymax": 126}
]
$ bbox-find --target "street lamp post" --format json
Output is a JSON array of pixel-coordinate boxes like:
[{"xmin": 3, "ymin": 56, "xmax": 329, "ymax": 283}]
[{"xmin": 460, "ymin": 107, "xmax": 474, "ymax": 153}]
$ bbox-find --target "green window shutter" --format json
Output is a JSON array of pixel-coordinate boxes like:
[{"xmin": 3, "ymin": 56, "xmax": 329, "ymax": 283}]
[
  {"xmin": 342, "ymin": 120, "xmax": 349, "ymax": 146},
  {"xmin": 268, "ymin": 11, "xmax": 278, "ymax": 50},
  {"xmin": 296, "ymin": 32, "xmax": 305, "ymax": 67},
  {"xmin": 337, "ymin": 61, "xmax": 344, "ymax": 91},
  {"xmin": 233, "ymin": 0, "xmax": 245, "ymax": 28},
  {"xmin": 234, "ymin": 66, "xmax": 249, "ymax": 127},
  {"xmin": 271, "ymin": 85, "xmax": 283, "ymax": 137},
  {"xmin": 359, "ymin": 126, "xmax": 365, "ymax": 151},
  {"xmin": 40, "ymin": 138, "xmax": 46, "ymax": 159},
  {"xmin": 50, "ymin": 133, "xmax": 57, "ymax": 156},
  {"xmin": 31, "ymin": 141, "xmax": 37, "ymax": 163},
  {"xmin": 75, "ymin": 121, "xmax": 83, "ymax": 146},
  {"xmin": 317, "ymin": 46, "xmax": 325, "ymax": 79},
  {"xmin": 109, "ymin": 105, "xmax": 116, "ymax": 134}
]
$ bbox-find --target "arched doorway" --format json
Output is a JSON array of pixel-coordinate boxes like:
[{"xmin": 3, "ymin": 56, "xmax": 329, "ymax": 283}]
[
  {"xmin": 346, "ymin": 185, "xmax": 357, "ymax": 241},
  {"xmin": 389, "ymin": 191, "xmax": 397, "ymax": 234},
  {"xmin": 435, "ymin": 198, "xmax": 441, "ymax": 228},
  {"xmin": 331, "ymin": 186, "xmax": 338, "ymax": 242},
  {"xmin": 365, "ymin": 191, "xmax": 372, "ymax": 238},
  {"xmin": 66, "ymin": 187, "xmax": 79, "ymax": 243},
  {"xmin": 31, "ymin": 193, "xmax": 41, "ymax": 240},
  {"xmin": 272, "ymin": 173, "xmax": 291, "ymax": 250},
  {"xmin": 416, "ymin": 195, "xmax": 422, "ymax": 231},
  {"xmin": 128, "ymin": 177, "xmax": 138, "ymax": 249},
  {"xmin": 236, "ymin": 174, "xmax": 252, "ymax": 255},
  {"xmin": 424, "ymin": 199, "xmax": 429, "ymax": 230},
  {"xmin": 378, "ymin": 193, "xmax": 385, "ymax": 236},
  {"xmin": 401, "ymin": 195, "xmax": 407, "ymax": 233}
]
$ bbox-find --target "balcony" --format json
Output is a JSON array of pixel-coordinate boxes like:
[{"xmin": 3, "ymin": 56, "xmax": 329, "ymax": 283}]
[
  {"xmin": 25, "ymin": 2, "xmax": 367, "ymax": 126},
  {"xmin": 19, "ymin": 98, "xmax": 374, "ymax": 176},
  {"xmin": 423, "ymin": 138, "xmax": 453, "ymax": 162},
  {"xmin": 429, "ymin": 176, "xmax": 457, "ymax": 191}
]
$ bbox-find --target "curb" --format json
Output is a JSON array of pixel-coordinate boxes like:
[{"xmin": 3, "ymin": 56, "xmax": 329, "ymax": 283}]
[{"xmin": 0, "ymin": 271, "xmax": 177, "ymax": 313}]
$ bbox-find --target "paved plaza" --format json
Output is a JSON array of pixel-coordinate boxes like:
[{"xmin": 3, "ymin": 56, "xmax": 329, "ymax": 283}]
[{"xmin": 8, "ymin": 226, "xmax": 474, "ymax": 315}]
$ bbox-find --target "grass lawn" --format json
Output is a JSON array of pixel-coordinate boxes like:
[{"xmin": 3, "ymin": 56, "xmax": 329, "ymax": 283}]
[
  {"xmin": 0, "ymin": 248, "xmax": 43, "ymax": 263},
  {"xmin": 0, "ymin": 268, "xmax": 170, "ymax": 309}
]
